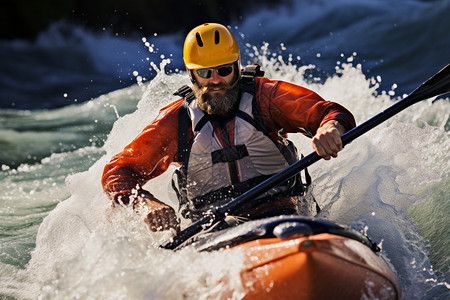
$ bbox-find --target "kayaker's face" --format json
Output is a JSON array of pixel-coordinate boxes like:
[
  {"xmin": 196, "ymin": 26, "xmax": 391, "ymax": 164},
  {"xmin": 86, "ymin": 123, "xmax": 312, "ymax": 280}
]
[
  {"xmin": 192, "ymin": 63, "xmax": 240, "ymax": 117},
  {"xmin": 193, "ymin": 63, "xmax": 235, "ymax": 97}
]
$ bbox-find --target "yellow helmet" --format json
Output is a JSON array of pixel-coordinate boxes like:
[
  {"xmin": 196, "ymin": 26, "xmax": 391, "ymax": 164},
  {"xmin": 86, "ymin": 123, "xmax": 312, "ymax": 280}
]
[{"xmin": 183, "ymin": 23, "xmax": 240, "ymax": 70}]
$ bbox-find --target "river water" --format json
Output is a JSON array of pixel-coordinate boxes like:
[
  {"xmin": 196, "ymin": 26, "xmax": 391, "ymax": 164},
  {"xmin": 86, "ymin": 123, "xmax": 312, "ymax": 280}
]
[{"xmin": 0, "ymin": 0, "xmax": 449, "ymax": 299}]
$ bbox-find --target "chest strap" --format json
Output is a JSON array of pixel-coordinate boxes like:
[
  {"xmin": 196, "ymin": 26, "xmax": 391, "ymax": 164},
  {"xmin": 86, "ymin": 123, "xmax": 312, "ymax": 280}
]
[{"xmin": 212, "ymin": 144, "xmax": 249, "ymax": 164}]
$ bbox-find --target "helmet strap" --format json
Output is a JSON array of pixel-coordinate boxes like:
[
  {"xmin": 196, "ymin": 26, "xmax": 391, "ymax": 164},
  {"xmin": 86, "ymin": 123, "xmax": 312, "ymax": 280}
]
[{"xmin": 188, "ymin": 69, "xmax": 197, "ymax": 85}]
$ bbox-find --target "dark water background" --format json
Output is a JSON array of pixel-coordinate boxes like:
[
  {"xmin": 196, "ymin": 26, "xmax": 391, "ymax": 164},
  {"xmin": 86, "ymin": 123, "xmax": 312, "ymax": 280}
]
[{"xmin": 1, "ymin": 0, "xmax": 449, "ymax": 110}]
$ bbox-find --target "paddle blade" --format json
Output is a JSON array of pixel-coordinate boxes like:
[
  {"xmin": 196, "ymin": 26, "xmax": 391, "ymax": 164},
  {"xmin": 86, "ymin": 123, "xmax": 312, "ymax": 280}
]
[{"xmin": 407, "ymin": 64, "xmax": 450, "ymax": 103}]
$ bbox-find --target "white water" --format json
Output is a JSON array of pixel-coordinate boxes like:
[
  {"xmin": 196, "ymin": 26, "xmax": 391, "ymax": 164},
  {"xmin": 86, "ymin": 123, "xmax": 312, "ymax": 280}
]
[{"xmin": 1, "ymin": 45, "xmax": 449, "ymax": 299}]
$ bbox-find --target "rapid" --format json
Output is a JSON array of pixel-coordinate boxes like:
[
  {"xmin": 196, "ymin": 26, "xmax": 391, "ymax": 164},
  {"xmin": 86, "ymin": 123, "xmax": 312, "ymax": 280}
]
[{"xmin": 0, "ymin": 0, "xmax": 449, "ymax": 299}]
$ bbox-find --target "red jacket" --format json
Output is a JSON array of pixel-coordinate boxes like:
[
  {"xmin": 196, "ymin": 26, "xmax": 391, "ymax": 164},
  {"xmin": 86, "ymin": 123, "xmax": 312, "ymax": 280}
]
[{"xmin": 102, "ymin": 77, "xmax": 356, "ymax": 202}]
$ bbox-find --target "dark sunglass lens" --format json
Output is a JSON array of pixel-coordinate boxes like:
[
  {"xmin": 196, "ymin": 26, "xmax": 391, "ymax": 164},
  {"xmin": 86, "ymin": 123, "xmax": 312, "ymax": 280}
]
[
  {"xmin": 196, "ymin": 65, "xmax": 233, "ymax": 78},
  {"xmin": 217, "ymin": 66, "xmax": 233, "ymax": 77},
  {"xmin": 197, "ymin": 69, "xmax": 213, "ymax": 79}
]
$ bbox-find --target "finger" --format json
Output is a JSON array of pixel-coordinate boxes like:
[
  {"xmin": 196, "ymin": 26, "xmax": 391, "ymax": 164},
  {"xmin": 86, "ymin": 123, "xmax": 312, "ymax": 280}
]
[
  {"xmin": 323, "ymin": 130, "xmax": 339, "ymax": 149},
  {"xmin": 317, "ymin": 134, "xmax": 335, "ymax": 155},
  {"xmin": 161, "ymin": 209, "xmax": 172, "ymax": 231},
  {"xmin": 165, "ymin": 208, "xmax": 177, "ymax": 230},
  {"xmin": 322, "ymin": 133, "xmax": 342, "ymax": 157},
  {"xmin": 164, "ymin": 209, "xmax": 180, "ymax": 231},
  {"xmin": 168, "ymin": 213, "xmax": 181, "ymax": 232},
  {"xmin": 152, "ymin": 210, "xmax": 168, "ymax": 231},
  {"xmin": 151, "ymin": 208, "xmax": 177, "ymax": 231},
  {"xmin": 314, "ymin": 134, "xmax": 338, "ymax": 159},
  {"xmin": 312, "ymin": 140, "xmax": 325, "ymax": 156},
  {"xmin": 325, "ymin": 138, "xmax": 340, "ymax": 156},
  {"xmin": 314, "ymin": 143, "xmax": 331, "ymax": 160},
  {"xmin": 157, "ymin": 211, "xmax": 169, "ymax": 231},
  {"xmin": 146, "ymin": 213, "xmax": 159, "ymax": 232},
  {"xmin": 330, "ymin": 131, "xmax": 343, "ymax": 151}
]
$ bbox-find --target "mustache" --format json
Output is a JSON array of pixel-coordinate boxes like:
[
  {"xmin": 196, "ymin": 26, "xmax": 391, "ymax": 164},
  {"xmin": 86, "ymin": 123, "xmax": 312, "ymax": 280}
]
[{"xmin": 200, "ymin": 83, "xmax": 230, "ymax": 94}]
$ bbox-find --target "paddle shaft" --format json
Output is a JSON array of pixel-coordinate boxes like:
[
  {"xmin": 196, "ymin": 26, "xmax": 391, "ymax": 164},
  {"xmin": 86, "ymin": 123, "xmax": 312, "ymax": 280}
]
[{"xmin": 161, "ymin": 64, "xmax": 450, "ymax": 250}]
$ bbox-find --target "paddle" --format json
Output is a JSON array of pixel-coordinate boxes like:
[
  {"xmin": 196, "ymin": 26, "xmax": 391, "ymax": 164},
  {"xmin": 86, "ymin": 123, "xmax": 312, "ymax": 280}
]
[{"xmin": 161, "ymin": 63, "xmax": 450, "ymax": 250}]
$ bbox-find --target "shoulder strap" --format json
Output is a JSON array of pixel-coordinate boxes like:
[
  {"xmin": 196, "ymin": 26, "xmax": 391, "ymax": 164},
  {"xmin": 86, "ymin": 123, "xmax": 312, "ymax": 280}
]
[
  {"xmin": 173, "ymin": 85, "xmax": 196, "ymax": 163},
  {"xmin": 174, "ymin": 84, "xmax": 196, "ymax": 104},
  {"xmin": 241, "ymin": 64, "xmax": 265, "ymax": 85},
  {"xmin": 239, "ymin": 64, "xmax": 268, "ymax": 135}
]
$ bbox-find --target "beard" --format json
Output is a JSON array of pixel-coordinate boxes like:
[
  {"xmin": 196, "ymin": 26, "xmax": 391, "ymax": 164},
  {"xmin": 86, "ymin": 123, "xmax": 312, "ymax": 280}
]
[{"xmin": 192, "ymin": 81, "xmax": 240, "ymax": 117}]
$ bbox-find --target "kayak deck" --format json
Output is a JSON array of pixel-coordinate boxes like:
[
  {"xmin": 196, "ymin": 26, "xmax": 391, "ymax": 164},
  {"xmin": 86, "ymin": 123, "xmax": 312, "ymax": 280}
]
[
  {"xmin": 239, "ymin": 233, "xmax": 400, "ymax": 300},
  {"xmin": 192, "ymin": 216, "xmax": 401, "ymax": 299}
]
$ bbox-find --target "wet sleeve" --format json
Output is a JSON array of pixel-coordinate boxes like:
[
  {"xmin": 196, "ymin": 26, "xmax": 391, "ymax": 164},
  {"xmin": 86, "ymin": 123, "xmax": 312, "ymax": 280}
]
[
  {"xmin": 101, "ymin": 99, "xmax": 184, "ymax": 203},
  {"xmin": 255, "ymin": 77, "xmax": 356, "ymax": 137}
]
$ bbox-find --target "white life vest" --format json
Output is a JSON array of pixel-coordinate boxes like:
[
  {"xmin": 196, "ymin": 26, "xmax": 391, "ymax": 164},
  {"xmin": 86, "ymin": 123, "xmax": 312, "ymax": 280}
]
[{"xmin": 185, "ymin": 91, "xmax": 290, "ymax": 200}]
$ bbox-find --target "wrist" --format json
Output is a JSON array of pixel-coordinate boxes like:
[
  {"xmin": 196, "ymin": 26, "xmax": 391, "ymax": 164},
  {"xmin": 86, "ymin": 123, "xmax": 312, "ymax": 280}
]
[
  {"xmin": 323, "ymin": 120, "xmax": 345, "ymax": 135},
  {"xmin": 113, "ymin": 192, "xmax": 132, "ymax": 205},
  {"xmin": 132, "ymin": 190, "xmax": 167, "ymax": 211}
]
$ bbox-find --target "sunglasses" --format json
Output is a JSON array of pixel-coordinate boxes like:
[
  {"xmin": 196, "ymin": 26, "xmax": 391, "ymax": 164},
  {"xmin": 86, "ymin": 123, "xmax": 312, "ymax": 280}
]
[{"xmin": 195, "ymin": 64, "xmax": 234, "ymax": 79}]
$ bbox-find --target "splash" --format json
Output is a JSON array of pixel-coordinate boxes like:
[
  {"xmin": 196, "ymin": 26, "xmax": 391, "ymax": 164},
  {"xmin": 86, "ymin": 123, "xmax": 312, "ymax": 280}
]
[{"xmin": 1, "ymin": 39, "xmax": 449, "ymax": 299}]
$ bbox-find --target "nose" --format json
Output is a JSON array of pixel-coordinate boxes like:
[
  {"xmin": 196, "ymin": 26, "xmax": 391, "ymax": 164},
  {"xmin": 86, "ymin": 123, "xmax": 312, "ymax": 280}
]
[{"xmin": 209, "ymin": 70, "xmax": 222, "ymax": 84}]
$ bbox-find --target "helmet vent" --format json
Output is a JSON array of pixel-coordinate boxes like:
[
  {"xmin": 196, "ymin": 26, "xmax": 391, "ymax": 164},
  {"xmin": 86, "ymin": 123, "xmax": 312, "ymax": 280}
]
[
  {"xmin": 195, "ymin": 33, "xmax": 204, "ymax": 47},
  {"xmin": 214, "ymin": 30, "xmax": 220, "ymax": 44}
]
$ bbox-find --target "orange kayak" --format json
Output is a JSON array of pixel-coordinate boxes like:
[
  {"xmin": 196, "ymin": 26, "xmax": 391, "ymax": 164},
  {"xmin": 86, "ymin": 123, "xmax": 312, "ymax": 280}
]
[{"xmin": 193, "ymin": 216, "xmax": 401, "ymax": 300}]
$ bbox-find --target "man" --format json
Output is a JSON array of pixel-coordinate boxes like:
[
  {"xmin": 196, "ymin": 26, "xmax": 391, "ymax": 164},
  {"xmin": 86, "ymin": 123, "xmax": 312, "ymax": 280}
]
[{"xmin": 101, "ymin": 23, "xmax": 356, "ymax": 232}]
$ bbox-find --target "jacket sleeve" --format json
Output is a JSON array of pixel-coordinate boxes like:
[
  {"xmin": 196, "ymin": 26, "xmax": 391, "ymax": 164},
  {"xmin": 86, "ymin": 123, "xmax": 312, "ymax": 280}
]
[
  {"xmin": 255, "ymin": 77, "xmax": 356, "ymax": 137},
  {"xmin": 101, "ymin": 98, "xmax": 184, "ymax": 203}
]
